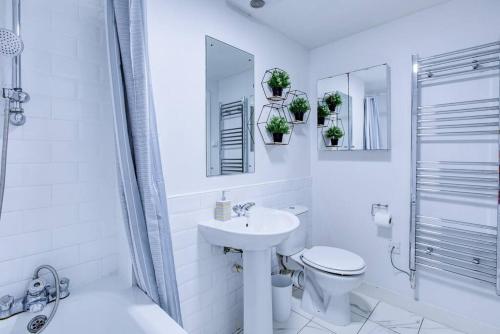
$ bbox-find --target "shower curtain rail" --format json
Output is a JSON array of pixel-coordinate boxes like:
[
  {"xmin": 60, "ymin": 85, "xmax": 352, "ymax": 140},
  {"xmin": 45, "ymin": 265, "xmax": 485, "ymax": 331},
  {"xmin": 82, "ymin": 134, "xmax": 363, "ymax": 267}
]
[{"xmin": 410, "ymin": 41, "xmax": 500, "ymax": 296}]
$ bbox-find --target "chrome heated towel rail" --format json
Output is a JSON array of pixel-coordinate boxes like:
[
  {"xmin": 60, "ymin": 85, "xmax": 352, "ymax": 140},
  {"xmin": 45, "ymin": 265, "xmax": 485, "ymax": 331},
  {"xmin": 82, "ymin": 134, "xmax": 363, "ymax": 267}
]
[
  {"xmin": 410, "ymin": 41, "xmax": 500, "ymax": 295},
  {"xmin": 219, "ymin": 99, "xmax": 248, "ymax": 175}
]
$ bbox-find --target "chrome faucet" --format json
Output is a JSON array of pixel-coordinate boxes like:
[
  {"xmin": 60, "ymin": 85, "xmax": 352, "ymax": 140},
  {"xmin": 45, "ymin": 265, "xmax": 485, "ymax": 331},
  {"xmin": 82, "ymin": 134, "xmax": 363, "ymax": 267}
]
[
  {"xmin": 0, "ymin": 274, "xmax": 70, "ymax": 320},
  {"xmin": 232, "ymin": 202, "xmax": 256, "ymax": 217}
]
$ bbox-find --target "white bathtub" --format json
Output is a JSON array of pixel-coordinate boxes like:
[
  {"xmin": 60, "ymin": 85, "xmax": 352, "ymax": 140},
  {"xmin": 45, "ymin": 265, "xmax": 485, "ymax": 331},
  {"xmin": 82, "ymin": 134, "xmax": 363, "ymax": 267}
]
[{"xmin": 0, "ymin": 276, "xmax": 186, "ymax": 334}]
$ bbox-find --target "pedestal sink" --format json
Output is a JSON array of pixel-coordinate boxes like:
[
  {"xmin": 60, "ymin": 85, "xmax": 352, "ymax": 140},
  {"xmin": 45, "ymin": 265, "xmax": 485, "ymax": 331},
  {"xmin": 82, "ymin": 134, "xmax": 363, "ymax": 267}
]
[{"xmin": 198, "ymin": 207, "xmax": 299, "ymax": 334}]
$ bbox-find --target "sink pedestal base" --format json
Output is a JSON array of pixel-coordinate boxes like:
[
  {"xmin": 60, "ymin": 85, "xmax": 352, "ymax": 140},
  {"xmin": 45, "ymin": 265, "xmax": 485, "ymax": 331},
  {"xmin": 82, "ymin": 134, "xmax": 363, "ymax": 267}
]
[{"xmin": 243, "ymin": 249, "xmax": 273, "ymax": 334}]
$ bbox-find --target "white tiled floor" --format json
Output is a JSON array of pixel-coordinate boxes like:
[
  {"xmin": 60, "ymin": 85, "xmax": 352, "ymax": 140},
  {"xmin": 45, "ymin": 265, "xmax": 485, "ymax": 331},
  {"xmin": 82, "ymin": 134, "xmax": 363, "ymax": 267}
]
[{"xmin": 270, "ymin": 289, "xmax": 465, "ymax": 334}]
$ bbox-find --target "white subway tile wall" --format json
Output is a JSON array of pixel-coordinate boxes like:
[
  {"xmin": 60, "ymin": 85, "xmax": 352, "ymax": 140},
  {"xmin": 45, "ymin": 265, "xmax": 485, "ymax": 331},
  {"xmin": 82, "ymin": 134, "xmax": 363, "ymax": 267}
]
[
  {"xmin": 0, "ymin": 4, "xmax": 311, "ymax": 334},
  {"xmin": 168, "ymin": 177, "xmax": 312, "ymax": 334},
  {"xmin": 0, "ymin": 0, "xmax": 121, "ymax": 298}
]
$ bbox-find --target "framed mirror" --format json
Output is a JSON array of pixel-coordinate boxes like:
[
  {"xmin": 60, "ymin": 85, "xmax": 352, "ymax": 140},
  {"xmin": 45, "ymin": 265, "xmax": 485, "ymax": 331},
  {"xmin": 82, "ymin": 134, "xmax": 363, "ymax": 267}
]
[
  {"xmin": 317, "ymin": 64, "xmax": 390, "ymax": 151},
  {"xmin": 206, "ymin": 36, "xmax": 255, "ymax": 176}
]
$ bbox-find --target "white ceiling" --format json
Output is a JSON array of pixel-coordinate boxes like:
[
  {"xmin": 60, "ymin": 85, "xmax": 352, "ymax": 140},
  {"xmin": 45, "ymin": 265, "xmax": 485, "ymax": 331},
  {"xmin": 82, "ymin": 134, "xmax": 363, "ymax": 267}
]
[{"xmin": 227, "ymin": 0, "xmax": 451, "ymax": 49}]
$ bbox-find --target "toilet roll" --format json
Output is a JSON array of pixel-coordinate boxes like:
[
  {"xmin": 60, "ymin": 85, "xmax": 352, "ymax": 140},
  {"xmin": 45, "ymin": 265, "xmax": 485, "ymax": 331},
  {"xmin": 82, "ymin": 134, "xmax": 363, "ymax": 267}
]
[{"xmin": 374, "ymin": 211, "xmax": 392, "ymax": 227}]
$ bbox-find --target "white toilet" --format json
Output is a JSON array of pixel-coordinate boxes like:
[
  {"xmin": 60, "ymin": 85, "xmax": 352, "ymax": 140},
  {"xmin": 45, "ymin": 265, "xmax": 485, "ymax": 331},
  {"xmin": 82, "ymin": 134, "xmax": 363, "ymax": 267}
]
[{"xmin": 277, "ymin": 206, "xmax": 366, "ymax": 326}]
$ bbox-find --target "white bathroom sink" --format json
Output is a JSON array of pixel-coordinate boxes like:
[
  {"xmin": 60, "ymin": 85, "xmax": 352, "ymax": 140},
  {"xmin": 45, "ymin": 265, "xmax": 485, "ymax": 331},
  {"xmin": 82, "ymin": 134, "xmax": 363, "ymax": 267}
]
[
  {"xmin": 198, "ymin": 206, "xmax": 299, "ymax": 334},
  {"xmin": 198, "ymin": 206, "xmax": 299, "ymax": 251}
]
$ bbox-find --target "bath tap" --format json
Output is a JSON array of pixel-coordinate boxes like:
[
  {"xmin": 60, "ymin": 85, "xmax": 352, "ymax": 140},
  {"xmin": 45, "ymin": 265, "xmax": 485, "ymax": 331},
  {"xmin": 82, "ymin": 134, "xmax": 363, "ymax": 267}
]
[
  {"xmin": 0, "ymin": 275, "xmax": 70, "ymax": 320},
  {"xmin": 232, "ymin": 202, "xmax": 255, "ymax": 217}
]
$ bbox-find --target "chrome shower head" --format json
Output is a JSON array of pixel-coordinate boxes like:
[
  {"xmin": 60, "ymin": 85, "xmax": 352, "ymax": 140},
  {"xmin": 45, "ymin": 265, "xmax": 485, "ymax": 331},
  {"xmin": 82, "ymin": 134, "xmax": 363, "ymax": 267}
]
[
  {"xmin": 250, "ymin": 0, "xmax": 265, "ymax": 8},
  {"xmin": 0, "ymin": 28, "xmax": 23, "ymax": 57}
]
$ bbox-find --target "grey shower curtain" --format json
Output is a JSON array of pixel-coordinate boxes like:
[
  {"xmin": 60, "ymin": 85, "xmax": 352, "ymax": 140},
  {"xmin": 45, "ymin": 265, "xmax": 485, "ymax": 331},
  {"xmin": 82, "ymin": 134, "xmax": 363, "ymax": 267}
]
[
  {"xmin": 363, "ymin": 96, "xmax": 381, "ymax": 150},
  {"xmin": 105, "ymin": 0, "xmax": 182, "ymax": 325}
]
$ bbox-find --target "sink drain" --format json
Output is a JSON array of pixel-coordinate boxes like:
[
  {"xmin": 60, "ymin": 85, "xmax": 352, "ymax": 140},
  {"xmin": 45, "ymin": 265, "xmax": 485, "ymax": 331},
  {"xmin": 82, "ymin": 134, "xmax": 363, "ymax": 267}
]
[{"xmin": 27, "ymin": 315, "xmax": 47, "ymax": 333}]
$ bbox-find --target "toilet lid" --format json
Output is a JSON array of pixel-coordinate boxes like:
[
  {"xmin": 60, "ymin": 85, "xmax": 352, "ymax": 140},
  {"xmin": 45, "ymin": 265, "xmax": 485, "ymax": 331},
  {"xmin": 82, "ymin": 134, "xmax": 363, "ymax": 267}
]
[{"xmin": 301, "ymin": 246, "xmax": 366, "ymax": 275}]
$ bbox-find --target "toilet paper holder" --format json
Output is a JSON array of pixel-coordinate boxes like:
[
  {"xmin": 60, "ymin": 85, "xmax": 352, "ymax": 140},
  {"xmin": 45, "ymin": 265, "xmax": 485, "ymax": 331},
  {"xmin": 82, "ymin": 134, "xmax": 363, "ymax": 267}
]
[{"xmin": 371, "ymin": 203, "xmax": 389, "ymax": 216}]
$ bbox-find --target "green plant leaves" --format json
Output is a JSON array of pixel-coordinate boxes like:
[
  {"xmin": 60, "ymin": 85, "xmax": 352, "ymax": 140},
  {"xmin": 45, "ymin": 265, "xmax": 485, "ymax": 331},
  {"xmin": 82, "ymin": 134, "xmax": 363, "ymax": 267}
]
[
  {"xmin": 289, "ymin": 97, "xmax": 309, "ymax": 114},
  {"xmin": 324, "ymin": 92, "xmax": 342, "ymax": 110},
  {"xmin": 267, "ymin": 69, "xmax": 290, "ymax": 89},
  {"xmin": 325, "ymin": 125, "xmax": 344, "ymax": 139},
  {"xmin": 266, "ymin": 115, "xmax": 290, "ymax": 134},
  {"xmin": 317, "ymin": 104, "xmax": 330, "ymax": 117}
]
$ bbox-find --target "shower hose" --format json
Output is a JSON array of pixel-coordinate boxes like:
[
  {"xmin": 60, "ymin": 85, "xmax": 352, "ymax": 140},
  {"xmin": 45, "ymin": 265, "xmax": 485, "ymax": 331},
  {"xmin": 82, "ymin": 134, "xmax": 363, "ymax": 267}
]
[
  {"xmin": 0, "ymin": 99, "xmax": 11, "ymax": 219},
  {"xmin": 32, "ymin": 265, "xmax": 61, "ymax": 334}
]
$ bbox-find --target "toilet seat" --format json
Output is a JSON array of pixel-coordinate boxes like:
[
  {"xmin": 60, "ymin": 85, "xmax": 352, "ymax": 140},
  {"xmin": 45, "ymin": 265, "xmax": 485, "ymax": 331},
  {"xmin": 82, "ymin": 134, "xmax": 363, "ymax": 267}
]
[{"xmin": 300, "ymin": 246, "xmax": 366, "ymax": 276}]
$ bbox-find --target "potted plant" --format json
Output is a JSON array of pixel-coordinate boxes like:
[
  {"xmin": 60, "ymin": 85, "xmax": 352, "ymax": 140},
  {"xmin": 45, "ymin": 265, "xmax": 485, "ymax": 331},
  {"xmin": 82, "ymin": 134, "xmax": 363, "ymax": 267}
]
[
  {"xmin": 324, "ymin": 92, "xmax": 342, "ymax": 112},
  {"xmin": 267, "ymin": 69, "xmax": 290, "ymax": 98},
  {"xmin": 325, "ymin": 125, "xmax": 344, "ymax": 146},
  {"xmin": 317, "ymin": 104, "xmax": 330, "ymax": 126},
  {"xmin": 288, "ymin": 97, "xmax": 309, "ymax": 122},
  {"xmin": 266, "ymin": 115, "xmax": 290, "ymax": 143}
]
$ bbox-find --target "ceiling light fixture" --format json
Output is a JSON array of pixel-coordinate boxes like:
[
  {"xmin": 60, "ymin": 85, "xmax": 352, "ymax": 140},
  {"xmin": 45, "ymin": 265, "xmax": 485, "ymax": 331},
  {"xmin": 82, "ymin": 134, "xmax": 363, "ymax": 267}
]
[{"xmin": 250, "ymin": 0, "xmax": 265, "ymax": 9}]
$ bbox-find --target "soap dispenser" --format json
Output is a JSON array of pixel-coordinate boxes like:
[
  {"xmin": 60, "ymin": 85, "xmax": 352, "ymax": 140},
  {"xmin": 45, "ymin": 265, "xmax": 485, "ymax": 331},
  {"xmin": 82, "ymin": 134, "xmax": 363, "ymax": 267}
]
[{"xmin": 215, "ymin": 191, "xmax": 231, "ymax": 221}]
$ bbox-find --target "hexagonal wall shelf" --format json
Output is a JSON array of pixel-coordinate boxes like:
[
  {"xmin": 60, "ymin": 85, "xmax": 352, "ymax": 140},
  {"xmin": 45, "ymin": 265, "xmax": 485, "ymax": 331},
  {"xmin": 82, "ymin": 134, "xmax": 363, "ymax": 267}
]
[
  {"xmin": 261, "ymin": 68, "xmax": 291, "ymax": 102},
  {"xmin": 316, "ymin": 98, "xmax": 334, "ymax": 128},
  {"xmin": 287, "ymin": 90, "xmax": 310, "ymax": 124},
  {"xmin": 257, "ymin": 103, "xmax": 294, "ymax": 145},
  {"xmin": 320, "ymin": 116, "xmax": 346, "ymax": 150},
  {"xmin": 322, "ymin": 91, "xmax": 345, "ymax": 114}
]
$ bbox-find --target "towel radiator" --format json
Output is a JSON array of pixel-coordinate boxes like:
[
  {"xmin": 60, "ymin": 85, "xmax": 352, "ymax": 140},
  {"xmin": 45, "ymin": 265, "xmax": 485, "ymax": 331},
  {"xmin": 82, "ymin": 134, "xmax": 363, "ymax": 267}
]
[
  {"xmin": 410, "ymin": 41, "xmax": 500, "ymax": 295},
  {"xmin": 219, "ymin": 99, "xmax": 248, "ymax": 175}
]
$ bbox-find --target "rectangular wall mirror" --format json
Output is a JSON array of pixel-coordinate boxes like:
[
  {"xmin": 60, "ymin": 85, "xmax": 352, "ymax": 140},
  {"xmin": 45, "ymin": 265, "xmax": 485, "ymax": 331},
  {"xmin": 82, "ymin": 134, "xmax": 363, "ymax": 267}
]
[
  {"xmin": 317, "ymin": 64, "xmax": 390, "ymax": 151},
  {"xmin": 206, "ymin": 36, "xmax": 255, "ymax": 176}
]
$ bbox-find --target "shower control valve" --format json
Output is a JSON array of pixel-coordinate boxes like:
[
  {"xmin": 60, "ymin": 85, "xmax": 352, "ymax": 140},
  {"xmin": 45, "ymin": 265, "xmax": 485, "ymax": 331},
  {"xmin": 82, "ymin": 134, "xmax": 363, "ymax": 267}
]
[
  {"xmin": 2, "ymin": 87, "xmax": 30, "ymax": 103},
  {"xmin": 0, "ymin": 268, "xmax": 70, "ymax": 320},
  {"xmin": 47, "ymin": 277, "xmax": 70, "ymax": 301},
  {"xmin": 25, "ymin": 278, "xmax": 48, "ymax": 313}
]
